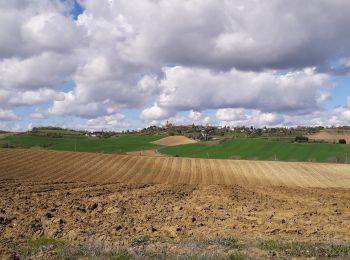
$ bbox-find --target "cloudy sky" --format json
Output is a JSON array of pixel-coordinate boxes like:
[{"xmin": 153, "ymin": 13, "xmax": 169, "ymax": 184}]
[{"xmin": 1, "ymin": 0, "xmax": 350, "ymax": 131}]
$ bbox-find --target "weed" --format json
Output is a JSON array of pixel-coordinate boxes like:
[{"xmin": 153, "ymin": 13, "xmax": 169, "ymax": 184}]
[
  {"xmin": 15, "ymin": 237, "xmax": 65, "ymax": 257},
  {"xmin": 57, "ymin": 245, "xmax": 132, "ymax": 260},
  {"xmin": 107, "ymin": 249, "xmax": 132, "ymax": 260},
  {"xmin": 130, "ymin": 236, "xmax": 151, "ymax": 247},
  {"xmin": 220, "ymin": 237, "xmax": 241, "ymax": 249},
  {"xmin": 28, "ymin": 237, "xmax": 65, "ymax": 248},
  {"xmin": 259, "ymin": 240, "xmax": 350, "ymax": 258}
]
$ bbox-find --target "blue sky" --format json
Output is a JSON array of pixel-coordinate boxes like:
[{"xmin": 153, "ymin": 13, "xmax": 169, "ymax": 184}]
[{"xmin": 1, "ymin": 0, "xmax": 350, "ymax": 131}]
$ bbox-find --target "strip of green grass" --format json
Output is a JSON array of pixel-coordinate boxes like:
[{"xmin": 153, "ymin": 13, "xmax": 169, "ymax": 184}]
[
  {"xmin": 2, "ymin": 134, "xmax": 162, "ymax": 153},
  {"xmin": 159, "ymin": 138, "xmax": 350, "ymax": 163},
  {"xmin": 35, "ymin": 129, "xmax": 83, "ymax": 136}
]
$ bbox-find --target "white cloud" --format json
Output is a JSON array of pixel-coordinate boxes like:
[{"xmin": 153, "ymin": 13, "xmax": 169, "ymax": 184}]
[
  {"xmin": 77, "ymin": 113, "xmax": 130, "ymax": 131},
  {"xmin": 1, "ymin": 0, "xmax": 350, "ymax": 128},
  {"xmin": 77, "ymin": 0, "xmax": 350, "ymax": 71},
  {"xmin": 156, "ymin": 66, "xmax": 331, "ymax": 114},
  {"xmin": 216, "ymin": 108, "xmax": 284, "ymax": 127},
  {"xmin": 216, "ymin": 108, "xmax": 247, "ymax": 121},
  {"xmin": 0, "ymin": 109, "xmax": 19, "ymax": 121},
  {"xmin": 140, "ymin": 103, "xmax": 174, "ymax": 121}
]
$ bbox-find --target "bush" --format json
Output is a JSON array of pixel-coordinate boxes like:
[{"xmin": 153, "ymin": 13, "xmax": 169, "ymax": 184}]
[
  {"xmin": 295, "ymin": 136, "xmax": 309, "ymax": 143},
  {"xmin": 339, "ymin": 139, "xmax": 347, "ymax": 144},
  {"xmin": 1, "ymin": 143, "xmax": 15, "ymax": 148}
]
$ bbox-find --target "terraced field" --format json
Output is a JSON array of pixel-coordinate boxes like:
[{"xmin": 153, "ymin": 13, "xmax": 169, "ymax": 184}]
[{"xmin": 1, "ymin": 149, "xmax": 350, "ymax": 188}]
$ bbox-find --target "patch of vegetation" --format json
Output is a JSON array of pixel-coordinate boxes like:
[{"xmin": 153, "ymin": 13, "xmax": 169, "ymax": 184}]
[
  {"xmin": 159, "ymin": 138, "xmax": 350, "ymax": 163},
  {"xmin": 220, "ymin": 237, "xmax": 242, "ymax": 250},
  {"xmin": 295, "ymin": 136, "xmax": 309, "ymax": 143},
  {"xmin": 130, "ymin": 236, "xmax": 151, "ymax": 247},
  {"xmin": 339, "ymin": 139, "xmax": 347, "ymax": 144},
  {"xmin": 57, "ymin": 246, "xmax": 132, "ymax": 260},
  {"xmin": 15, "ymin": 237, "xmax": 65, "ymax": 257},
  {"xmin": 2, "ymin": 134, "xmax": 162, "ymax": 153},
  {"xmin": 259, "ymin": 240, "xmax": 350, "ymax": 258},
  {"xmin": 28, "ymin": 237, "xmax": 65, "ymax": 248}
]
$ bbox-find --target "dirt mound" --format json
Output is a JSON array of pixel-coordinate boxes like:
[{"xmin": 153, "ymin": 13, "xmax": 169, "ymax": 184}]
[
  {"xmin": 308, "ymin": 131, "xmax": 350, "ymax": 144},
  {"xmin": 151, "ymin": 136, "xmax": 197, "ymax": 146},
  {"xmin": 0, "ymin": 149, "xmax": 350, "ymax": 188}
]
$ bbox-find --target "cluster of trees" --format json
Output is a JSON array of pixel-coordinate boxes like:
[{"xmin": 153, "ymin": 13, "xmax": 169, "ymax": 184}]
[{"xmin": 339, "ymin": 139, "xmax": 347, "ymax": 144}]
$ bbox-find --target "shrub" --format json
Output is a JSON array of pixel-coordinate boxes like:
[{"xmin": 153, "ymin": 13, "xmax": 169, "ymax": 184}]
[
  {"xmin": 339, "ymin": 139, "xmax": 347, "ymax": 144},
  {"xmin": 295, "ymin": 136, "xmax": 309, "ymax": 143}
]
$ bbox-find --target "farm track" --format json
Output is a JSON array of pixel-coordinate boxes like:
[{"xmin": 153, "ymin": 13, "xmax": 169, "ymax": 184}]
[{"xmin": 1, "ymin": 149, "xmax": 350, "ymax": 188}]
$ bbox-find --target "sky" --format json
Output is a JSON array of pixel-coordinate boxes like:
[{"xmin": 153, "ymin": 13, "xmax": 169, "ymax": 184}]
[{"xmin": 1, "ymin": 0, "xmax": 350, "ymax": 132}]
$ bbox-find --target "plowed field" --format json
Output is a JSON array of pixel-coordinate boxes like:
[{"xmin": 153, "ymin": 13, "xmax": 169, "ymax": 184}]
[
  {"xmin": 151, "ymin": 136, "xmax": 197, "ymax": 146},
  {"xmin": 308, "ymin": 131, "xmax": 350, "ymax": 144},
  {"xmin": 0, "ymin": 149, "xmax": 350, "ymax": 188},
  {"xmin": 1, "ymin": 149, "xmax": 350, "ymax": 258}
]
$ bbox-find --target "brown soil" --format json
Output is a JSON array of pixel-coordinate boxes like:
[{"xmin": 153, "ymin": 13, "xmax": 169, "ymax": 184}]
[
  {"xmin": 1, "ymin": 149, "xmax": 350, "ymax": 257},
  {"xmin": 307, "ymin": 131, "xmax": 350, "ymax": 144},
  {"xmin": 151, "ymin": 136, "xmax": 197, "ymax": 146},
  {"xmin": 1, "ymin": 182, "xmax": 349, "ymax": 256},
  {"xmin": 0, "ymin": 149, "xmax": 349, "ymax": 188},
  {"xmin": 126, "ymin": 149, "xmax": 165, "ymax": 157}
]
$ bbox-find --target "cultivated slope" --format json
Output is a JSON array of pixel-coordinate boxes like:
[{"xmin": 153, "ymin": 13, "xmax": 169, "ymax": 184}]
[
  {"xmin": 1, "ymin": 149, "xmax": 350, "ymax": 188},
  {"xmin": 308, "ymin": 131, "xmax": 350, "ymax": 144},
  {"xmin": 151, "ymin": 136, "xmax": 197, "ymax": 146}
]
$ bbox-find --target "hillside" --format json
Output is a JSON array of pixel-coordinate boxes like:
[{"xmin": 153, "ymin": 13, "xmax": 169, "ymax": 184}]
[
  {"xmin": 151, "ymin": 135, "xmax": 197, "ymax": 146},
  {"xmin": 159, "ymin": 138, "xmax": 350, "ymax": 163},
  {"xmin": 1, "ymin": 149, "xmax": 349, "ymax": 188}
]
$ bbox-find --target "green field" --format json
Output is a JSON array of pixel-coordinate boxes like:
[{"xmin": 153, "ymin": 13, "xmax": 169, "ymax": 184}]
[
  {"xmin": 159, "ymin": 138, "xmax": 350, "ymax": 163},
  {"xmin": 34, "ymin": 129, "xmax": 82, "ymax": 136},
  {"xmin": 1, "ymin": 134, "xmax": 162, "ymax": 153}
]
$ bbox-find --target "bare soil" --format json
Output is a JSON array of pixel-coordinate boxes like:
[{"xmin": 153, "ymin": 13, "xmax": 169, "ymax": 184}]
[
  {"xmin": 1, "ymin": 181, "xmax": 349, "ymax": 258},
  {"xmin": 126, "ymin": 149, "xmax": 164, "ymax": 157},
  {"xmin": 151, "ymin": 136, "xmax": 197, "ymax": 146},
  {"xmin": 307, "ymin": 131, "xmax": 350, "ymax": 144},
  {"xmin": 1, "ymin": 149, "xmax": 350, "ymax": 258},
  {"xmin": 1, "ymin": 149, "xmax": 349, "ymax": 188}
]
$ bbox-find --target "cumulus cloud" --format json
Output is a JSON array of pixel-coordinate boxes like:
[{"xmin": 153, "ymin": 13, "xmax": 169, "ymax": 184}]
[
  {"xmin": 2, "ymin": 0, "xmax": 350, "ymax": 129},
  {"xmin": 76, "ymin": 113, "xmax": 131, "ymax": 131},
  {"xmin": 0, "ymin": 88, "xmax": 64, "ymax": 108},
  {"xmin": 140, "ymin": 103, "xmax": 174, "ymax": 121},
  {"xmin": 216, "ymin": 108, "xmax": 284, "ymax": 127},
  {"xmin": 0, "ymin": 109, "xmax": 20, "ymax": 121},
  {"xmin": 77, "ymin": 0, "xmax": 350, "ymax": 72},
  {"xmin": 155, "ymin": 110, "xmax": 213, "ymax": 127},
  {"xmin": 155, "ymin": 66, "xmax": 331, "ymax": 114},
  {"xmin": 0, "ymin": 0, "xmax": 82, "ymax": 113}
]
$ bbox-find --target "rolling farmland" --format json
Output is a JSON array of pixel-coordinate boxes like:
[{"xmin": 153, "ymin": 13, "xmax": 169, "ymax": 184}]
[
  {"xmin": 1, "ymin": 149, "xmax": 350, "ymax": 188},
  {"xmin": 151, "ymin": 136, "xmax": 197, "ymax": 146},
  {"xmin": 307, "ymin": 131, "xmax": 350, "ymax": 144},
  {"xmin": 2, "ymin": 134, "xmax": 162, "ymax": 153},
  {"xmin": 159, "ymin": 138, "xmax": 350, "ymax": 162},
  {"xmin": 1, "ymin": 149, "xmax": 350, "ymax": 258}
]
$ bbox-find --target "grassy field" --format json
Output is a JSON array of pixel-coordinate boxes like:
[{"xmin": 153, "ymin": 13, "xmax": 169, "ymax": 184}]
[
  {"xmin": 159, "ymin": 138, "xmax": 350, "ymax": 163},
  {"xmin": 34, "ymin": 129, "xmax": 83, "ymax": 136},
  {"xmin": 1, "ymin": 134, "xmax": 162, "ymax": 153}
]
